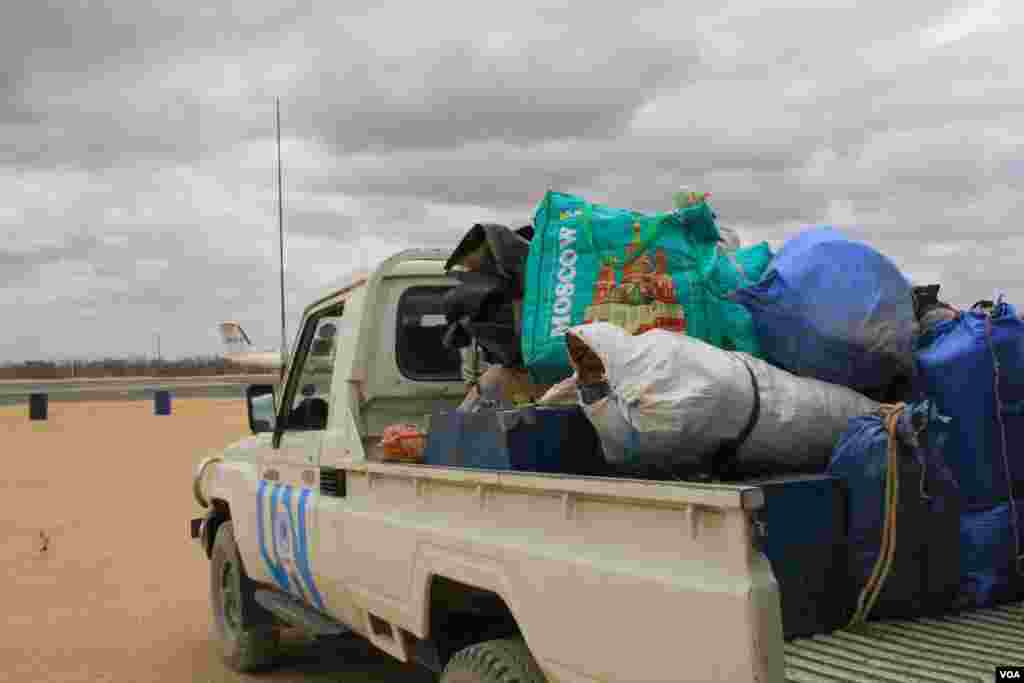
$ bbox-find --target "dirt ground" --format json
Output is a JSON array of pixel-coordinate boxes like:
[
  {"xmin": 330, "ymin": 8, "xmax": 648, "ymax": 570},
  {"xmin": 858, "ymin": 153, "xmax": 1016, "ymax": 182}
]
[{"xmin": 1, "ymin": 398, "xmax": 434, "ymax": 683}]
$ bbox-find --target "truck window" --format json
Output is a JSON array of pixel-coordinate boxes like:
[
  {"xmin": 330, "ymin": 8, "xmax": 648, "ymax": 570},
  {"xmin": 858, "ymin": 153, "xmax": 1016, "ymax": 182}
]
[
  {"xmin": 285, "ymin": 310, "xmax": 343, "ymax": 431},
  {"xmin": 395, "ymin": 285, "xmax": 462, "ymax": 382}
]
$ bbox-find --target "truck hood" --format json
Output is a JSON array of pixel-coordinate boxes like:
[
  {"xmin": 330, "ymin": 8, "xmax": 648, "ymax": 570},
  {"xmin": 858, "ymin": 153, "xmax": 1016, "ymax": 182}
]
[{"xmin": 221, "ymin": 433, "xmax": 269, "ymax": 457}]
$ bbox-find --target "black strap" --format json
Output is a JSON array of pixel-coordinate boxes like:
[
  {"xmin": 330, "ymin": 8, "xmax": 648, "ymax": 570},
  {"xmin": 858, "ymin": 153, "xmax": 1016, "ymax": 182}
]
[
  {"xmin": 577, "ymin": 379, "xmax": 611, "ymax": 405},
  {"xmin": 712, "ymin": 360, "xmax": 761, "ymax": 479}
]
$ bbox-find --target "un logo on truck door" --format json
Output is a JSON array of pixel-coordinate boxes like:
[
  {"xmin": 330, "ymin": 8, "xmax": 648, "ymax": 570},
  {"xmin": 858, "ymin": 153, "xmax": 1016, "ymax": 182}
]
[
  {"xmin": 256, "ymin": 480, "xmax": 326, "ymax": 611},
  {"xmin": 275, "ymin": 514, "xmax": 292, "ymax": 561}
]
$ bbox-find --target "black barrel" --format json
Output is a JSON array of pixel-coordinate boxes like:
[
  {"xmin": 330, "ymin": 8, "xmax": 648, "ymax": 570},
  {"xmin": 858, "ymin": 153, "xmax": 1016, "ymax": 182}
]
[
  {"xmin": 154, "ymin": 390, "xmax": 172, "ymax": 416},
  {"xmin": 29, "ymin": 393, "xmax": 48, "ymax": 421}
]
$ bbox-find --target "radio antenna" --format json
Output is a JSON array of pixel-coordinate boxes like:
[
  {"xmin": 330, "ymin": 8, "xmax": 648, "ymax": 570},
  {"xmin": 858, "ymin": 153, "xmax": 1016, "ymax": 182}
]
[{"xmin": 276, "ymin": 97, "xmax": 287, "ymax": 380}]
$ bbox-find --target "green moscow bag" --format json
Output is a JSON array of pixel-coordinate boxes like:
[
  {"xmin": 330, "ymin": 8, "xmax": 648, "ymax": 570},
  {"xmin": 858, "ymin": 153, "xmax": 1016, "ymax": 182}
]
[{"xmin": 520, "ymin": 191, "xmax": 773, "ymax": 384}]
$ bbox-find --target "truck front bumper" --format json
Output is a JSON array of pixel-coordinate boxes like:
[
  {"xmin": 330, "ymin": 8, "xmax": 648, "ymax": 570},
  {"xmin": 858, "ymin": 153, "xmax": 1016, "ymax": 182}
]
[
  {"xmin": 190, "ymin": 511, "xmax": 220, "ymax": 557},
  {"xmin": 190, "ymin": 516, "xmax": 205, "ymax": 542}
]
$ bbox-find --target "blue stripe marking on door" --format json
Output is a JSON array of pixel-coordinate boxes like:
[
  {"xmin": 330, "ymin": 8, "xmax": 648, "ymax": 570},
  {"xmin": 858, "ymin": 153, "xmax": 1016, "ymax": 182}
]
[
  {"xmin": 296, "ymin": 487, "xmax": 326, "ymax": 610},
  {"xmin": 256, "ymin": 480, "xmax": 289, "ymax": 591},
  {"xmin": 280, "ymin": 485, "xmax": 309, "ymax": 603},
  {"xmin": 268, "ymin": 482, "xmax": 291, "ymax": 591}
]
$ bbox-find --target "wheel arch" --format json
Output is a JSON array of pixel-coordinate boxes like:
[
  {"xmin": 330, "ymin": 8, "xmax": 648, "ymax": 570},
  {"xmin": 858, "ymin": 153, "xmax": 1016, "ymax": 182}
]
[{"xmin": 406, "ymin": 549, "xmax": 527, "ymax": 674}]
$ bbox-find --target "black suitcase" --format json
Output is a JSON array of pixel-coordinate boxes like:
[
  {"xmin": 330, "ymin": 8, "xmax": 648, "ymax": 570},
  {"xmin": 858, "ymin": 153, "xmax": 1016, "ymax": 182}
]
[
  {"xmin": 749, "ymin": 474, "xmax": 854, "ymax": 640},
  {"xmin": 423, "ymin": 405, "xmax": 607, "ymax": 475}
]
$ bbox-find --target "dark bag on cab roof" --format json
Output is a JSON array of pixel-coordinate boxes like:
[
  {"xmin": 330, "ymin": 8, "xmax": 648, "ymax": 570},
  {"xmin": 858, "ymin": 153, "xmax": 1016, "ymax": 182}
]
[{"xmin": 442, "ymin": 223, "xmax": 532, "ymax": 368}]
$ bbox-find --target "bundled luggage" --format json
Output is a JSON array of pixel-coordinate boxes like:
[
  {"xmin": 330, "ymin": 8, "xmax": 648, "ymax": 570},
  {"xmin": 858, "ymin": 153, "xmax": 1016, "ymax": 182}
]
[
  {"xmin": 914, "ymin": 297, "xmax": 1024, "ymax": 507},
  {"xmin": 521, "ymin": 191, "xmax": 773, "ymax": 384},
  {"xmin": 913, "ymin": 296, "xmax": 1024, "ymax": 609},
  {"xmin": 420, "ymin": 186, "xmax": 1023, "ymax": 635},
  {"xmin": 827, "ymin": 401, "xmax": 962, "ymax": 621},
  {"xmin": 565, "ymin": 322, "xmax": 879, "ymax": 478},
  {"xmin": 732, "ymin": 227, "xmax": 916, "ymax": 400}
]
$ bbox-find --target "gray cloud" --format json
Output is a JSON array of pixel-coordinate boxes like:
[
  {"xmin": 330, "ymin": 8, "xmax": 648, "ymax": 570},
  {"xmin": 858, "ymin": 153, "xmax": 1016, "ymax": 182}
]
[
  {"xmin": 2, "ymin": 0, "xmax": 1023, "ymax": 361},
  {"xmin": 0, "ymin": 232, "xmax": 102, "ymax": 286},
  {"xmin": 287, "ymin": 210, "xmax": 357, "ymax": 241},
  {"xmin": 300, "ymin": 41, "xmax": 699, "ymax": 154}
]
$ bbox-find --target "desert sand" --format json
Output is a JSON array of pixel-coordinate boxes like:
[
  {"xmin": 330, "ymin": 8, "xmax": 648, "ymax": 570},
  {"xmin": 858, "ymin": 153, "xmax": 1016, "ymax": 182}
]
[{"xmin": 1, "ymin": 398, "xmax": 432, "ymax": 683}]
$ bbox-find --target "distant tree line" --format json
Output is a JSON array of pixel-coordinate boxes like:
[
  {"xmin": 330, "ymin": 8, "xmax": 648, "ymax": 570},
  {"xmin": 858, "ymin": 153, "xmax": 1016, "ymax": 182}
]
[{"xmin": 0, "ymin": 356, "xmax": 272, "ymax": 380}]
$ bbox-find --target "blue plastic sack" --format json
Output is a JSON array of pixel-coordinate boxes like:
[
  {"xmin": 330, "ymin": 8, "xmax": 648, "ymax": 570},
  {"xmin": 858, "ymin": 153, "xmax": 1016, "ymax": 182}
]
[
  {"xmin": 914, "ymin": 299, "xmax": 1024, "ymax": 507},
  {"xmin": 827, "ymin": 402, "xmax": 961, "ymax": 619},
  {"xmin": 959, "ymin": 501, "xmax": 1024, "ymax": 609},
  {"xmin": 733, "ymin": 227, "xmax": 916, "ymax": 395}
]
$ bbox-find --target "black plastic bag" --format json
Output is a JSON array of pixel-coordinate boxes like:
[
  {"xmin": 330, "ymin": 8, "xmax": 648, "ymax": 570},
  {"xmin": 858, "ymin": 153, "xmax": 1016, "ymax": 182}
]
[
  {"xmin": 445, "ymin": 223, "xmax": 531, "ymax": 297},
  {"xmin": 912, "ymin": 284, "xmax": 959, "ymax": 333},
  {"xmin": 442, "ymin": 223, "xmax": 531, "ymax": 367}
]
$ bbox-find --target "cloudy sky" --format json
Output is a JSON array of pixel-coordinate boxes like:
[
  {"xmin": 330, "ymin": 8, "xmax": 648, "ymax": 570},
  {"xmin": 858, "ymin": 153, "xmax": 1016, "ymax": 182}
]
[{"xmin": 2, "ymin": 0, "xmax": 1021, "ymax": 362}]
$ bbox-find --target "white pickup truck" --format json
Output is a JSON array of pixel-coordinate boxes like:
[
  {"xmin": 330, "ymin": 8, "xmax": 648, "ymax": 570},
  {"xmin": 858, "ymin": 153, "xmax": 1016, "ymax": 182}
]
[{"xmin": 191, "ymin": 248, "xmax": 1022, "ymax": 682}]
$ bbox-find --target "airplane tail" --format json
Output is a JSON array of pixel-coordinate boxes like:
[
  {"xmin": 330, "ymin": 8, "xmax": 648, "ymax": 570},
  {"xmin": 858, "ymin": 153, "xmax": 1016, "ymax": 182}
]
[
  {"xmin": 218, "ymin": 321, "xmax": 253, "ymax": 354},
  {"xmin": 217, "ymin": 321, "xmax": 283, "ymax": 370}
]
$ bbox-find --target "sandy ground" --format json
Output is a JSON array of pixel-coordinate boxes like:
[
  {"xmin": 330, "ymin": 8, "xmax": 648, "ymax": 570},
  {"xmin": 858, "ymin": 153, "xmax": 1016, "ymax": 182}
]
[
  {"xmin": 1, "ymin": 398, "xmax": 433, "ymax": 683},
  {"xmin": 0, "ymin": 374, "xmax": 277, "ymax": 385},
  {"xmin": 0, "ymin": 376, "xmax": 281, "ymax": 408}
]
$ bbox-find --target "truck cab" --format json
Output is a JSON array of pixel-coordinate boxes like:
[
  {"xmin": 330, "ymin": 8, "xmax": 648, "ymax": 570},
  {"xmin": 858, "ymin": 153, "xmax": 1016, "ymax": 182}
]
[{"xmin": 191, "ymin": 248, "xmax": 1023, "ymax": 682}]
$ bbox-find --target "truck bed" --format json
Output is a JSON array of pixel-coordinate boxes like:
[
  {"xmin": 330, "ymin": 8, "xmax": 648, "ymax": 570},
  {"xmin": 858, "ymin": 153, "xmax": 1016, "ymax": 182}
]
[
  {"xmin": 785, "ymin": 600, "xmax": 1023, "ymax": 682},
  {"xmin": 334, "ymin": 461, "xmax": 1022, "ymax": 681}
]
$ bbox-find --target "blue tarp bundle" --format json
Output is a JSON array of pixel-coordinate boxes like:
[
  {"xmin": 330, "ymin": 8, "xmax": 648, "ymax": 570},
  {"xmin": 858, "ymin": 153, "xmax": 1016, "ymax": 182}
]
[
  {"xmin": 828, "ymin": 401, "xmax": 962, "ymax": 620},
  {"xmin": 733, "ymin": 227, "xmax": 916, "ymax": 396},
  {"xmin": 914, "ymin": 298, "xmax": 1024, "ymax": 608},
  {"xmin": 914, "ymin": 299, "xmax": 1024, "ymax": 507}
]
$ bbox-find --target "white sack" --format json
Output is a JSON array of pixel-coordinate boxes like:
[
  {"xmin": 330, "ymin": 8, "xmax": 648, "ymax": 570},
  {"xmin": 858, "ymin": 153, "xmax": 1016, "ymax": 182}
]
[{"xmin": 570, "ymin": 322, "xmax": 879, "ymax": 474}]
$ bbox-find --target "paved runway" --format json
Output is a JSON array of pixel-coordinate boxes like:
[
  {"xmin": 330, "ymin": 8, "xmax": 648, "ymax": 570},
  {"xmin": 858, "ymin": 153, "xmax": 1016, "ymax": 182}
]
[{"xmin": 0, "ymin": 374, "xmax": 280, "ymax": 407}]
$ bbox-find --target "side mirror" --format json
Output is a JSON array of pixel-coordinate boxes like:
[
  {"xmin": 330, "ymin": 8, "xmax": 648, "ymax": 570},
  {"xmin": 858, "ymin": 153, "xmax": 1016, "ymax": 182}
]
[{"xmin": 246, "ymin": 384, "xmax": 277, "ymax": 434}]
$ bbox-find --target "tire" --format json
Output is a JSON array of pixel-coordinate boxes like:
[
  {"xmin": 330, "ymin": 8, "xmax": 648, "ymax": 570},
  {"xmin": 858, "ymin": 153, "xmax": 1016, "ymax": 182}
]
[
  {"xmin": 441, "ymin": 638, "xmax": 547, "ymax": 683},
  {"xmin": 210, "ymin": 521, "xmax": 279, "ymax": 672}
]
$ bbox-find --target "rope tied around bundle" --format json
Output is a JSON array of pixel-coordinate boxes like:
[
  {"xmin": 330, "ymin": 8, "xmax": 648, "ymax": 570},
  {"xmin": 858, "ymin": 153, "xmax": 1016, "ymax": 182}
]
[{"xmin": 848, "ymin": 402, "xmax": 907, "ymax": 628}]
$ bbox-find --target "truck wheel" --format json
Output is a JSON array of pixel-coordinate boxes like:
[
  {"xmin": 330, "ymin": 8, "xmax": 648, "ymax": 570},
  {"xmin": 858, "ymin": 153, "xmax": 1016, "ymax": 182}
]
[
  {"xmin": 210, "ymin": 521, "xmax": 278, "ymax": 672},
  {"xmin": 441, "ymin": 638, "xmax": 547, "ymax": 683}
]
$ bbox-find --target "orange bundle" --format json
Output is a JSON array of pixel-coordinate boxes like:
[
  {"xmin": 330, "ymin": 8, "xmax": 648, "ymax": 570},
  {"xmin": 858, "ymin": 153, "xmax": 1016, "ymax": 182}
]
[{"xmin": 380, "ymin": 424, "xmax": 426, "ymax": 463}]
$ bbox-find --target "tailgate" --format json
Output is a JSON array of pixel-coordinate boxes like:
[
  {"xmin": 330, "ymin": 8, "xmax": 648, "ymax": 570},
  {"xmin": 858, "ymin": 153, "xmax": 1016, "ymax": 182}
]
[{"xmin": 785, "ymin": 601, "xmax": 1023, "ymax": 682}]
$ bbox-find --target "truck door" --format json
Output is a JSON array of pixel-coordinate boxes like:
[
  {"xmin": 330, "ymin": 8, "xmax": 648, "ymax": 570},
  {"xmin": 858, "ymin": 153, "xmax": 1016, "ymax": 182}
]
[
  {"xmin": 315, "ymin": 282, "xmax": 466, "ymax": 638},
  {"xmin": 256, "ymin": 306, "xmax": 342, "ymax": 611}
]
